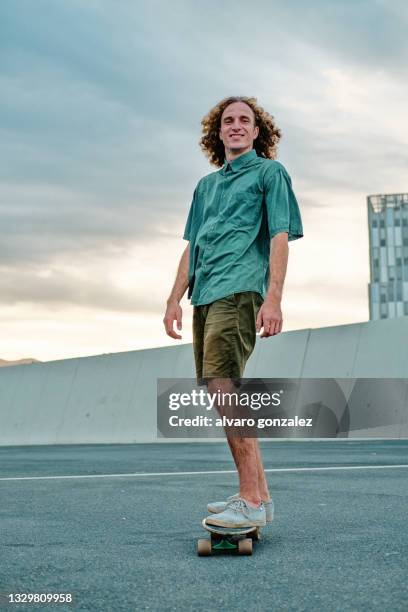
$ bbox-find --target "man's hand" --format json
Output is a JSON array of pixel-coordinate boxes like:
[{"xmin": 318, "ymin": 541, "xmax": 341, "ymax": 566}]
[
  {"xmin": 163, "ymin": 299, "xmax": 183, "ymax": 340},
  {"xmin": 258, "ymin": 232, "xmax": 287, "ymax": 337},
  {"xmin": 256, "ymin": 298, "xmax": 283, "ymax": 337},
  {"xmin": 164, "ymin": 244, "xmax": 189, "ymax": 339}
]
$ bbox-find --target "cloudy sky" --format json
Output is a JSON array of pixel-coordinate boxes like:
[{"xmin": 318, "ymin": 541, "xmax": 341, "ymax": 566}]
[{"xmin": 1, "ymin": 0, "xmax": 407, "ymax": 362}]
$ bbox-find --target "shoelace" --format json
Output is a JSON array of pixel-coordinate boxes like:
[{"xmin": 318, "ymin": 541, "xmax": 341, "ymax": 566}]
[{"xmin": 225, "ymin": 498, "xmax": 253, "ymax": 517}]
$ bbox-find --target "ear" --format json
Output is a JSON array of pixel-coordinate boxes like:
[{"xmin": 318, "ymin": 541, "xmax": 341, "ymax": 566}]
[{"xmin": 253, "ymin": 125, "xmax": 259, "ymax": 140}]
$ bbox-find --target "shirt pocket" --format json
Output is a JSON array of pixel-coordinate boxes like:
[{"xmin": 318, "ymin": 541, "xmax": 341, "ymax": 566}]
[{"xmin": 226, "ymin": 189, "xmax": 262, "ymax": 228}]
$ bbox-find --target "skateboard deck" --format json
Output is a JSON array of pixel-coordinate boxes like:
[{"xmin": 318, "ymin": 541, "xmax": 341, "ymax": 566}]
[{"xmin": 197, "ymin": 518, "xmax": 261, "ymax": 556}]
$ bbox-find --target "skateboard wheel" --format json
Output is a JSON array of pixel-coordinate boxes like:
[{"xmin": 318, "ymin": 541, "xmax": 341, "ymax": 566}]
[
  {"xmin": 197, "ymin": 538, "xmax": 212, "ymax": 556},
  {"xmin": 238, "ymin": 538, "xmax": 253, "ymax": 555}
]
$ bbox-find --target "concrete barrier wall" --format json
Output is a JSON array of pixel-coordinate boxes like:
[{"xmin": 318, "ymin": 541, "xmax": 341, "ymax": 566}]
[{"xmin": 1, "ymin": 317, "xmax": 407, "ymax": 445}]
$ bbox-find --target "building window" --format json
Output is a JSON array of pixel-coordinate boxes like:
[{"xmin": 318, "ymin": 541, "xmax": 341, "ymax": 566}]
[
  {"xmin": 372, "ymin": 219, "xmax": 378, "ymax": 228},
  {"xmin": 380, "ymin": 220, "xmax": 385, "ymax": 228},
  {"xmin": 404, "ymin": 302, "xmax": 408, "ymax": 316},
  {"xmin": 396, "ymin": 283, "xmax": 403, "ymax": 300},
  {"xmin": 380, "ymin": 239, "xmax": 386, "ymax": 246},
  {"xmin": 395, "ymin": 218, "xmax": 401, "ymax": 226}
]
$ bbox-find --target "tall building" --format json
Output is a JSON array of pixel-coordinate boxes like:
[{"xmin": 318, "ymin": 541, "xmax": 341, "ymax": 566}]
[{"xmin": 368, "ymin": 193, "xmax": 408, "ymax": 320}]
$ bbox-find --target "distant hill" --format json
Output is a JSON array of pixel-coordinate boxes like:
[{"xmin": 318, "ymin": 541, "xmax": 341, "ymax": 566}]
[{"xmin": 0, "ymin": 358, "xmax": 41, "ymax": 368}]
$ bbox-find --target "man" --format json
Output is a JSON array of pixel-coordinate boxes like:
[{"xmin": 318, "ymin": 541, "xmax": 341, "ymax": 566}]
[{"xmin": 163, "ymin": 96, "xmax": 303, "ymax": 528}]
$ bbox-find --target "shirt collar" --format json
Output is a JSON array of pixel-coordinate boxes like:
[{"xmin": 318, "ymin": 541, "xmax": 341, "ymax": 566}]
[{"xmin": 221, "ymin": 148, "xmax": 258, "ymax": 174}]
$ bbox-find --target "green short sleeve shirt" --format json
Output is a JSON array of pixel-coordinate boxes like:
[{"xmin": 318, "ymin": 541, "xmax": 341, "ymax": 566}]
[{"xmin": 183, "ymin": 149, "xmax": 303, "ymax": 306}]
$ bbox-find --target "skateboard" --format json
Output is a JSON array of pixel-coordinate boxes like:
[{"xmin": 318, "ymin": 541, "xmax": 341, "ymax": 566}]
[{"xmin": 197, "ymin": 518, "xmax": 261, "ymax": 556}]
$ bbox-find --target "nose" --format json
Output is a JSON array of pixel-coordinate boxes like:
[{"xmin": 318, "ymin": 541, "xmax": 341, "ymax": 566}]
[{"xmin": 229, "ymin": 118, "xmax": 245, "ymax": 132}]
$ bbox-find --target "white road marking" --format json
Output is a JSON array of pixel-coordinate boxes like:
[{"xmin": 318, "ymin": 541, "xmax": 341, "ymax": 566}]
[{"xmin": 0, "ymin": 464, "xmax": 407, "ymax": 482}]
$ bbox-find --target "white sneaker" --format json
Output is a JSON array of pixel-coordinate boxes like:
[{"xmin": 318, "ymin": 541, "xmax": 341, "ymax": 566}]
[
  {"xmin": 206, "ymin": 497, "xmax": 266, "ymax": 528},
  {"xmin": 207, "ymin": 493, "xmax": 274, "ymax": 523}
]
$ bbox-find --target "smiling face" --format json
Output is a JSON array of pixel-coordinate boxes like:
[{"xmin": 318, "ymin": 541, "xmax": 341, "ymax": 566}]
[{"xmin": 219, "ymin": 101, "xmax": 259, "ymax": 159}]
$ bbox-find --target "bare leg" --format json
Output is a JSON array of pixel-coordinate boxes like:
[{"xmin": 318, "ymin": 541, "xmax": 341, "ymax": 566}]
[
  {"xmin": 226, "ymin": 437, "xmax": 270, "ymax": 502},
  {"xmin": 228, "ymin": 436, "xmax": 261, "ymax": 505},
  {"xmin": 208, "ymin": 377, "xmax": 262, "ymax": 506},
  {"xmin": 254, "ymin": 439, "xmax": 271, "ymax": 501}
]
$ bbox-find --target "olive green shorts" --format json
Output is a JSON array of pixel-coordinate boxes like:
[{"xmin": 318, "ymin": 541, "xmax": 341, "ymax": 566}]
[{"xmin": 192, "ymin": 291, "xmax": 264, "ymax": 386}]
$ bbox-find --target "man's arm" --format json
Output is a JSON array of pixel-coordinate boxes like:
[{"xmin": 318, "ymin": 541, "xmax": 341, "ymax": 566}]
[
  {"xmin": 163, "ymin": 243, "xmax": 190, "ymax": 340},
  {"xmin": 256, "ymin": 232, "xmax": 289, "ymax": 337}
]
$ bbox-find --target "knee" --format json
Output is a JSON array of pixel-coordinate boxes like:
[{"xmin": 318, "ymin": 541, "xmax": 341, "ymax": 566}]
[
  {"xmin": 207, "ymin": 377, "xmax": 238, "ymax": 417},
  {"xmin": 207, "ymin": 377, "xmax": 236, "ymax": 396}
]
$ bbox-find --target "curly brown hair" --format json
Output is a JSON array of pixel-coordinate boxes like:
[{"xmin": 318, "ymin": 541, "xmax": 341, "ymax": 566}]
[{"xmin": 199, "ymin": 96, "xmax": 282, "ymax": 168}]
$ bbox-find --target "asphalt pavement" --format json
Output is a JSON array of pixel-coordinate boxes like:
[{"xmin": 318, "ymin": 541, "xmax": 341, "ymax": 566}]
[{"xmin": 0, "ymin": 440, "xmax": 407, "ymax": 611}]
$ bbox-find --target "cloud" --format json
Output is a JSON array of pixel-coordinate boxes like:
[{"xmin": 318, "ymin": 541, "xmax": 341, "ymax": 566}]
[{"xmin": 1, "ymin": 0, "xmax": 407, "ymax": 358}]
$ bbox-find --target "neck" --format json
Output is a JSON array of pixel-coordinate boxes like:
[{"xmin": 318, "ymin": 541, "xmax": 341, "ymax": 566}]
[{"xmin": 225, "ymin": 145, "xmax": 253, "ymax": 163}]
